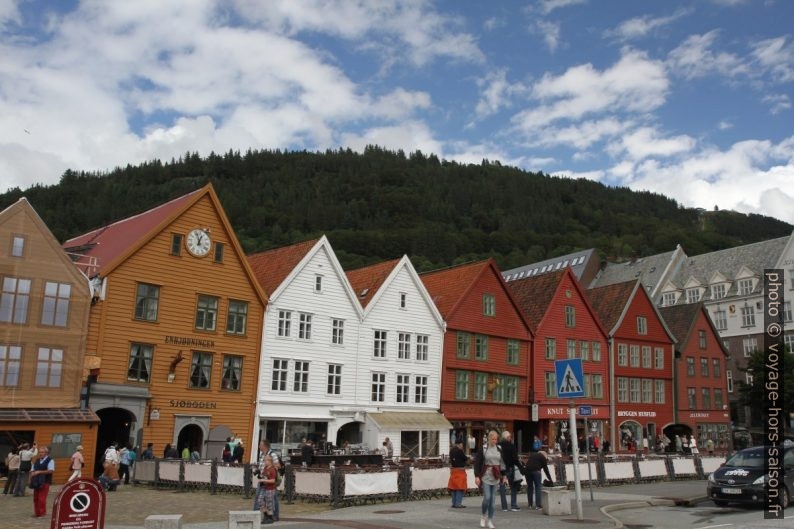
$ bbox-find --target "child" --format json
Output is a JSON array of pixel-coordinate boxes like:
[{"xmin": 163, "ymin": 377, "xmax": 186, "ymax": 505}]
[{"xmin": 256, "ymin": 455, "xmax": 277, "ymax": 524}]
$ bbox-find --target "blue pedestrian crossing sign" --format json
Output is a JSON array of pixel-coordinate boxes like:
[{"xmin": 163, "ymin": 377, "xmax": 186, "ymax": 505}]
[{"xmin": 555, "ymin": 359, "xmax": 585, "ymax": 398}]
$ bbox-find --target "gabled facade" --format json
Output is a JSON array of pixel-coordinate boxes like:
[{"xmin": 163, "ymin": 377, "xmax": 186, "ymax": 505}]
[
  {"xmin": 586, "ymin": 280, "xmax": 676, "ymax": 452},
  {"xmin": 247, "ymin": 236, "xmax": 364, "ymax": 458},
  {"xmin": 591, "ymin": 245, "xmax": 686, "ymax": 303},
  {"xmin": 0, "ymin": 198, "xmax": 98, "ymax": 483},
  {"xmin": 63, "ymin": 185, "xmax": 267, "ymax": 469},
  {"xmin": 346, "ymin": 256, "xmax": 450, "ymax": 457},
  {"xmin": 659, "ymin": 303, "xmax": 731, "ymax": 451},
  {"xmin": 421, "ymin": 259, "xmax": 534, "ymax": 453},
  {"xmin": 507, "ymin": 268, "xmax": 610, "ymax": 452}
]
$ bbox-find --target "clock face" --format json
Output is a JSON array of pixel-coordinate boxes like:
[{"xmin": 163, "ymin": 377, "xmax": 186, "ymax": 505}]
[{"xmin": 186, "ymin": 229, "xmax": 211, "ymax": 257}]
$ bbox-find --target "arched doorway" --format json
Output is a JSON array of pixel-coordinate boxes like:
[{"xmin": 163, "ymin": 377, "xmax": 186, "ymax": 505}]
[
  {"xmin": 662, "ymin": 423, "xmax": 693, "ymax": 452},
  {"xmin": 618, "ymin": 420, "xmax": 643, "ymax": 452},
  {"xmin": 336, "ymin": 421, "xmax": 362, "ymax": 447},
  {"xmin": 177, "ymin": 424, "xmax": 204, "ymax": 458},
  {"xmin": 95, "ymin": 408, "xmax": 134, "ymax": 475}
]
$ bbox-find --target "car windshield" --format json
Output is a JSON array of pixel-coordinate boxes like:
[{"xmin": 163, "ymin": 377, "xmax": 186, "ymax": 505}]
[{"xmin": 724, "ymin": 448, "xmax": 765, "ymax": 468}]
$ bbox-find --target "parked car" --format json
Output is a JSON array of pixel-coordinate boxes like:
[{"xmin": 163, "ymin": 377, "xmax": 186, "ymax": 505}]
[{"xmin": 707, "ymin": 444, "xmax": 793, "ymax": 508}]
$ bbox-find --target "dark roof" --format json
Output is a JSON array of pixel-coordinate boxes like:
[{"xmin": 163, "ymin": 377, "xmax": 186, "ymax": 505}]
[
  {"xmin": 658, "ymin": 303, "xmax": 704, "ymax": 349},
  {"xmin": 506, "ymin": 269, "xmax": 565, "ymax": 332},
  {"xmin": 420, "ymin": 260, "xmax": 490, "ymax": 319},
  {"xmin": 585, "ymin": 280, "xmax": 637, "ymax": 334},
  {"xmin": 502, "ymin": 248, "xmax": 596, "ymax": 282},
  {"xmin": 247, "ymin": 238, "xmax": 320, "ymax": 296},
  {"xmin": 592, "ymin": 248, "xmax": 678, "ymax": 291},
  {"xmin": 345, "ymin": 258, "xmax": 401, "ymax": 308},
  {"xmin": 0, "ymin": 408, "xmax": 100, "ymax": 422}
]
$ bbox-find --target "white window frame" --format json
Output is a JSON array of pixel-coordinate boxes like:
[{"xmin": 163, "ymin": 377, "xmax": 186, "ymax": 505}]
[
  {"xmin": 617, "ymin": 344, "xmax": 628, "ymax": 366},
  {"xmin": 396, "ymin": 374, "xmax": 410, "ymax": 403},
  {"xmin": 742, "ymin": 337, "xmax": 757, "ymax": 357},
  {"xmin": 416, "ymin": 334, "xmax": 429, "ymax": 361},
  {"xmin": 642, "ymin": 379, "xmax": 653, "ymax": 403},
  {"xmin": 592, "ymin": 341, "xmax": 601, "ymax": 362},
  {"xmin": 711, "ymin": 283, "xmax": 726, "ymax": 300},
  {"xmin": 298, "ymin": 313, "xmax": 312, "ymax": 340},
  {"xmin": 726, "ymin": 369, "xmax": 733, "ymax": 393},
  {"xmin": 372, "ymin": 372, "xmax": 386, "ymax": 402},
  {"xmin": 332, "ymin": 318, "xmax": 344, "ymax": 345},
  {"xmin": 637, "ymin": 316, "xmax": 647, "ymax": 335},
  {"xmin": 293, "ymin": 360, "xmax": 309, "ymax": 392},
  {"xmin": 714, "ymin": 310, "xmax": 727, "ymax": 331},
  {"xmin": 617, "ymin": 377, "xmax": 628, "ymax": 402},
  {"xmin": 314, "ymin": 274, "xmax": 323, "ymax": 293},
  {"xmin": 641, "ymin": 346, "xmax": 651, "ymax": 368},
  {"xmin": 327, "ymin": 364, "xmax": 342, "ymax": 395},
  {"xmin": 738, "ymin": 278, "xmax": 753, "ymax": 295},
  {"xmin": 654, "ymin": 347, "xmax": 664, "ymax": 370},
  {"xmin": 374, "ymin": 330, "xmax": 387, "ymax": 358},
  {"xmin": 277, "ymin": 310, "xmax": 291, "ymax": 337},
  {"xmin": 686, "ymin": 288, "xmax": 701, "ymax": 303},
  {"xmin": 740, "ymin": 305, "xmax": 755, "ymax": 327},
  {"xmin": 629, "ymin": 345, "xmax": 640, "ymax": 367},
  {"xmin": 415, "ymin": 375, "xmax": 428, "ymax": 404},
  {"xmin": 398, "ymin": 333, "xmax": 411, "ymax": 360},
  {"xmin": 661, "ymin": 292, "xmax": 676, "ymax": 306},
  {"xmin": 654, "ymin": 380, "xmax": 665, "ymax": 404},
  {"xmin": 629, "ymin": 378, "xmax": 640, "ymax": 403},
  {"xmin": 272, "ymin": 359, "xmax": 288, "ymax": 391},
  {"xmin": 545, "ymin": 372, "xmax": 556, "ymax": 398}
]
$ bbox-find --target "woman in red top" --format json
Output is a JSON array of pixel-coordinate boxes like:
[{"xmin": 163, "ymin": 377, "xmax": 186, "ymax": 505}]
[{"xmin": 256, "ymin": 455, "xmax": 278, "ymax": 524}]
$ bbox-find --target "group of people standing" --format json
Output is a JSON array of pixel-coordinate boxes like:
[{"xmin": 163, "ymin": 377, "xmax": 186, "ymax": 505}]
[{"xmin": 2, "ymin": 442, "xmax": 56, "ymax": 518}]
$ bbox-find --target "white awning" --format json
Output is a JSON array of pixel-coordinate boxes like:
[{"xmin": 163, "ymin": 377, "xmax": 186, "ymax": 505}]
[{"xmin": 367, "ymin": 411, "xmax": 452, "ymax": 431}]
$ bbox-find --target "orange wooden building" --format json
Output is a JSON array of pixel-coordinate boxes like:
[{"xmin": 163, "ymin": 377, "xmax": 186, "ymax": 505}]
[
  {"xmin": 0, "ymin": 199, "xmax": 98, "ymax": 484},
  {"xmin": 63, "ymin": 185, "xmax": 267, "ymax": 472}
]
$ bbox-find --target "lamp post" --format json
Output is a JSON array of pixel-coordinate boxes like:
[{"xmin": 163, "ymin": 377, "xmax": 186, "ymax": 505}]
[{"xmin": 568, "ymin": 401, "xmax": 583, "ymax": 520}]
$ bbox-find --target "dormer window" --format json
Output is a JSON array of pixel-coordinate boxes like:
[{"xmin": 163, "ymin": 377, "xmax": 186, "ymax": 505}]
[
  {"xmin": 710, "ymin": 283, "xmax": 726, "ymax": 299},
  {"xmin": 11, "ymin": 236, "xmax": 25, "ymax": 257},
  {"xmin": 314, "ymin": 275, "xmax": 323, "ymax": 293},
  {"xmin": 482, "ymin": 293, "xmax": 495, "ymax": 317},
  {"xmin": 637, "ymin": 316, "xmax": 647, "ymax": 335},
  {"xmin": 738, "ymin": 278, "xmax": 753, "ymax": 296},
  {"xmin": 685, "ymin": 288, "xmax": 701, "ymax": 304},
  {"xmin": 661, "ymin": 292, "xmax": 677, "ymax": 307}
]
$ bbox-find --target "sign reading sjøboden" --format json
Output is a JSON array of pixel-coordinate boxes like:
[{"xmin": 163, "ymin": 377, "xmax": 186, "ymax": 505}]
[
  {"xmin": 51, "ymin": 478, "xmax": 105, "ymax": 529},
  {"xmin": 555, "ymin": 359, "xmax": 585, "ymax": 398}
]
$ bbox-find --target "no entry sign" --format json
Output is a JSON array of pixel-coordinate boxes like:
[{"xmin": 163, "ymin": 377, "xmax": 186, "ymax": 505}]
[{"xmin": 51, "ymin": 478, "xmax": 106, "ymax": 529}]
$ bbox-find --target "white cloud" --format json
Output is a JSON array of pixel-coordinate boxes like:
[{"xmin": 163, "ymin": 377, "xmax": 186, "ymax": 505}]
[
  {"xmin": 709, "ymin": 0, "xmax": 747, "ymax": 5},
  {"xmin": 607, "ymin": 126, "xmax": 696, "ymax": 161},
  {"xmin": 551, "ymin": 168, "xmax": 606, "ymax": 180},
  {"xmin": 473, "ymin": 69, "xmax": 527, "ymax": 120},
  {"xmin": 531, "ymin": 19, "xmax": 561, "ymax": 52},
  {"xmin": 536, "ymin": 0, "xmax": 587, "ymax": 15},
  {"xmin": 483, "ymin": 16, "xmax": 505, "ymax": 31},
  {"xmin": 0, "ymin": 0, "xmax": 20, "ymax": 28},
  {"xmin": 531, "ymin": 118, "xmax": 633, "ymax": 149},
  {"xmin": 667, "ymin": 30, "xmax": 748, "ymax": 80},
  {"xmin": 762, "ymin": 93, "xmax": 792, "ymax": 114},
  {"xmin": 751, "ymin": 36, "xmax": 794, "ymax": 82},
  {"xmin": 339, "ymin": 121, "xmax": 443, "ymax": 156},
  {"xmin": 604, "ymin": 8, "xmax": 692, "ymax": 41},
  {"xmin": 718, "ymin": 120, "xmax": 733, "ymax": 130}
]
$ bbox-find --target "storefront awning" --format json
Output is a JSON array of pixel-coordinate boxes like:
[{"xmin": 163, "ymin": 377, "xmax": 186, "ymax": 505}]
[
  {"xmin": 367, "ymin": 411, "xmax": 452, "ymax": 431},
  {"xmin": 0, "ymin": 408, "xmax": 100, "ymax": 423}
]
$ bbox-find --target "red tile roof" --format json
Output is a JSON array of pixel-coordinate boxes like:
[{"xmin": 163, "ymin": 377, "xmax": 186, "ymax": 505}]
[
  {"xmin": 420, "ymin": 260, "xmax": 489, "ymax": 319},
  {"xmin": 63, "ymin": 188, "xmax": 202, "ymax": 276},
  {"xmin": 585, "ymin": 280, "xmax": 638, "ymax": 334},
  {"xmin": 506, "ymin": 269, "xmax": 565, "ymax": 332},
  {"xmin": 345, "ymin": 258, "xmax": 401, "ymax": 308},
  {"xmin": 247, "ymin": 238, "xmax": 321, "ymax": 296},
  {"xmin": 658, "ymin": 303, "xmax": 702, "ymax": 348}
]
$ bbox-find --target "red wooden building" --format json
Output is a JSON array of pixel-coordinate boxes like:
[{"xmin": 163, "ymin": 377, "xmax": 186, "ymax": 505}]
[
  {"xmin": 421, "ymin": 260, "xmax": 534, "ymax": 453},
  {"xmin": 507, "ymin": 268, "xmax": 609, "ymax": 452},
  {"xmin": 659, "ymin": 303, "xmax": 731, "ymax": 451},
  {"xmin": 586, "ymin": 280, "xmax": 676, "ymax": 453}
]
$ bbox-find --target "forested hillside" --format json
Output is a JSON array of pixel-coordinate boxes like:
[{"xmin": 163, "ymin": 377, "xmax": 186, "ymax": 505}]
[{"xmin": 2, "ymin": 147, "xmax": 790, "ymax": 271}]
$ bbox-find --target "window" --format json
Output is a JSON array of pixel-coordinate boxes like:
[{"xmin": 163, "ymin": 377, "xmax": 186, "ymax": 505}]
[
  {"xmin": 618, "ymin": 344, "xmax": 628, "ymax": 366},
  {"xmin": 189, "ymin": 352, "xmax": 212, "ymax": 388},
  {"xmin": 686, "ymin": 357, "xmax": 695, "ymax": 376},
  {"xmin": 482, "ymin": 293, "xmax": 495, "ymax": 316},
  {"xmin": 371, "ymin": 372, "xmax": 386, "ymax": 402},
  {"xmin": 171, "ymin": 234, "xmax": 182, "ymax": 255},
  {"xmin": 642, "ymin": 346, "xmax": 651, "ymax": 368},
  {"xmin": 630, "ymin": 345, "xmax": 640, "ymax": 367},
  {"xmin": 277, "ymin": 310, "xmax": 291, "ymax": 337},
  {"xmin": 455, "ymin": 371, "xmax": 470, "ymax": 400},
  {"xmin": 214, "ymin": 242, "xmax": 224, "ymax": 263},
  {"xmin": 475, "ymin": 334, "xmax": 488, "ymax": 360},
  {"xmin": 564, "ymin": 305, "xmax": 576, "ymax": 327},
  {"xmin": 567, "ymin": 339, "xmax": 576, "ymax": 359},
  {"xmin": 742, "ymin": 337, "xmax": 757, "ymax": 357},
  {"xmin": 11, "ymin": 236, "xmax": 25, "ymax": 257},
  {"xmin": 195, "ymin": 295, "xmax": 219, "ymax": 331},
  {"xmin": 701, "ymin": 388, "xmax": 711, "ymax": 409},
  {"xmin": 583, "ymin": 374, "xmax": 591, "ymax": 397},
  {"xmin": 416, "ymin": 334, "xmax": 429, "ymax": 361},
  {"xmin": 662, "ymin": 292, "xmax": 676, "ymax": 306},
  {"xmin": 580, "ymin": 341, "xmax": 589, "ymax": 361},
  {"xmin": 642, "ymin": 379, "xmax": 652, "ymax": 403},
  {"xmin": 654, "ymin": 380, "xmax": 665, "ymax": 404},
  {"xmin": 271, "ymin": 359, "xmax": 288, "ymax": 391},
  {"xmin": 723, "ymin": 340, "xmax": 730, "ymax": 352},
  {"xmin": 415, "ymin": 375, "xmax": 428, "ymax": 403},
  {"xmin": 637, "ymin": 316, "xmax": 647, "ymax": 335},
  {"xmin": 700, "ymin": 357, "xmax": 709, "ymax": 377},
  {"xmin": 687, "ymin": 387, "xmax": 696, "ymax": 409},
  {"xmin": 35, "ymin": 347, "xmax": 63, "ymax": 387},
  {"xmin": 617, "ymin": 377, "xmax": 628, "ymax": 402},
  {"xmin": 133, "ymin": 282, "xmax": 159, "ymax": 321},
  {"xmin": 41, "ymin": 282, "xmax": 71, "ymax": 326},
  {"xmin": 400, "ymin": 292, "xmax": 407, "ymax": 309},
  {"xmin": 474, "ymin": 372, "xmax": 488, "ymax": 400},
  {"xmin": 592, "ymin": 374, "xmax": 603, "ymax": 398},
  {"xmin": 712, "ymin": 358, "xmax": 721, "ymax": 377},
  {"xmin": 327, "ymin": 364, "xmax": 342, "ymax": 395},
  {"xmin": 507, "ymin": 340, "xmax": 519, "ymax": 365},
  {"xmin": 221, "ymin": 355, "xmax": 242, "ymax": 390},
  {"xmin": 745, "ymin": 372, "xmax": 753, "ymax": 386},
  {"xmin": 456, "ymin": 332, "xmax": 470, "ymax": 358},
  {"xmin": 397, "ymin": 374, "xmax": 410, "ymax": 403},
  {"xmin": 698, "ymin": 330, "xmax": 707, "ymax": 349},
  {"xmin": 714, "ymin": 388, "xmax": 724, "ymax": 409},
  {"xmin": 374, "ymin": 330, "xmax": 387, "ymax": 358},
  {"xmin": 785, "ymin": 334, "xmax": 794, "ymax": 353},
  {"xmin": 0, "ymin": 345, "xmax": 21, "ymax": 386},
  {"xmin": 293, "ymin": 361, "xmax": 309, "ymax": 392},
  {"xmin": 226, "ymin": 300, "xmax": 248, "ymax": 335},
  {"xmin": 737, "ymin": 278, "xmax": 753, "ymax": 295},
  {"xmin": 545, "ymin": 372, "xmax": 557, "ymax": 398},
  {"xmin": 629, "ymin": 378, "xmax": 640, "ymax": 403},
  {"xmin": 726, "ymin": 370, "xmax": 733, "ymax": 393},
  {"xmin": 740, "ymin": 305, "xmax": 755, "ymax": 327},
  {"xmin": 314, "ymin": 274, "xmax": 323, "ymax": 293},
  {"xmin": 783, "ymin": 301, "xmax": 792, "ymax": 322},
  {"xmin": 686, "ymin": 288, "xmax": 701, "ymax": 303},
  {"xmin": 398, "ymin": 333, "xmax": 411, "ymax": 360},
  {"xmin": 714, "ymin": 310, "xmax": 727, "ymax": 331},
  {"xmin": 332, "ymin": 319, "xmax": 344, "ymax": 345},
  {"xmin": 592, "ymin": 341, "xmax": 601, "ymax": 361},
  {"xmin": 545, "ymin": 338, "xmax": 556, "ymax": 360},
  {"xmin": 654, "ymin": 347, "xmax": 664, "ymax": 369},
  {"xmin": 503, "ymin": 376, "xmax": 518, "ymax": 403},
  {"xmin": 298, "ymin": 313, "xmax": 312, "ymax": 340},
  {"xmin": 127, "ymin": 343, "xmax": 153, "ymax": 382},
  {"xmin": 0, "ymin": 277, "xmax": 28, "ymax": 322},
  {"xmin": 711, "ymin": 283, "xmax": 726, "ymax": 299}
]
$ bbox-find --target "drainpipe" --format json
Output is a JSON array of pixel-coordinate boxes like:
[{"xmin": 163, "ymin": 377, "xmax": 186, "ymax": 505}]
[{"xmin": 608, "ymin": 337, "xmax": 616, "ymax": 454}]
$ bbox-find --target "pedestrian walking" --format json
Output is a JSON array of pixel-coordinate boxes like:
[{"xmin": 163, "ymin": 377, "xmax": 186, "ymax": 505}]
[
  {"xmin": 255, "ymin": 455, "xmax": 278, "ymax": 524},
  {"xmin": 498, "ymin": 430, "xmax": 520, "ymax": 512},
  {"xmin": 255, "ymin": 439, "xmax": 282, "ymax": 521},
  {"xmin": 119, "ymin": 444, "xmax": 132, "ymax": 484},
  {"xmin": 448, "ymin": 438, "xmax": 467, "ymax": 508},
  {"xmin": 67, "ymin": 446, "xmax": 84, "ymax": 482},
  {"xmin": 29, "ymin": 446, "xmax": 54, "ymax": 517},
  {"xmin": 14, "ymin": 442, "xmax": 36, "ymax": 497},
  {"xmin": 523, "ymin": 450, "xmax": 553, "ymax": 510},
  {"xmin": 706, "ymin": 438, "xmax": 715, "ymax": 455},
  {"xmin": 2, "ymin": 447, "xmax": 19, "ymax": 494},
  {"xmin": 474, "ymin": 430, "xmax": 508, "ymax": 529}
]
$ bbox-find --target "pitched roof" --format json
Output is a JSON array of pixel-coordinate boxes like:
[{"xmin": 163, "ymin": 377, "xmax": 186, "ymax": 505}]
[
  {"xmin": 502, "ymin": 248, "xmax": 596, "ymax": 282},
  {"xmin": 591, "ymin": 247, "xmax": 679, "ymax": 291},
  {"xmin": 419, "ymin": 260, "xmax": 490, "ymax": 319},
  {"xmin": 506, "ymin": 269, "xmax": 565, "ymax": 332},
  {"xmin": 657, "ymin": 303, "xmax": 701, "ymax": 347},
  {"xmin": 585, "ymin": 280, "xmax": 638, "ymax": 334},
  {"xmin": 63, "ymin": 188, "xmax": 203, "ymax": 276},
  {"xmin": 247, "ymin": 238, "xmax": 321, "ymax": 296},
  {"xmin": 345, "ymin": 258, "xmax": 401, "ymax": 308}
]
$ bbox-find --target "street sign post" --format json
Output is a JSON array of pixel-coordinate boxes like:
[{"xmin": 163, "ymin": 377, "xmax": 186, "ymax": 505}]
[
  {"xmin": 568, "ymin": 402, "xmax": 583, "ymax": 520},
  {"xmin": 555, "ymin": 359, "xmax": 585, "ymax": 398},
  {"xmin": 578, "ymin": 405, "xmax": 592, "ymax": 416}
]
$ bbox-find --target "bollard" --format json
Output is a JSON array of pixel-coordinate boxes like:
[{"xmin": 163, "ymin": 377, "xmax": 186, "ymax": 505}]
[
  {"xmin": 144, "ymin": 514, "xmax": 182, "ymax": 529},
  {"xmin": 228, "ymin": 510, "xmax": 261, "ymax": 529}
]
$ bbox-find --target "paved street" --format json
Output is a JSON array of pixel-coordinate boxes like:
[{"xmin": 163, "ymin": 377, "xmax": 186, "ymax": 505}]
[{"xmin": 613, "ymin": 501, "xmax": 793, "ymax": 529}]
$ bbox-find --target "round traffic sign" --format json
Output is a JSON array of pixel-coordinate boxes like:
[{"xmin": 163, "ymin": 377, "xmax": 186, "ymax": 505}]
[{"xmin": 70, "ymin": 491, "xmax": 91, "ymax": 513}]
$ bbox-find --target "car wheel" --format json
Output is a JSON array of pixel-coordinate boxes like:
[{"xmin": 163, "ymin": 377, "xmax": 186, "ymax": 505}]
[{"xmin": 713, "ymin": 500, "xmax": 729, "ymax": 507}]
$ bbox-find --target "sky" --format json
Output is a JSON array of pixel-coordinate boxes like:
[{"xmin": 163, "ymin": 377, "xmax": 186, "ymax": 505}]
[{"xmin": 1, "ymin": 0, "xmax": 793, "ymax": 223}]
